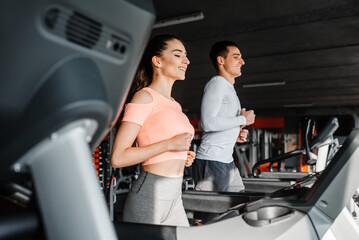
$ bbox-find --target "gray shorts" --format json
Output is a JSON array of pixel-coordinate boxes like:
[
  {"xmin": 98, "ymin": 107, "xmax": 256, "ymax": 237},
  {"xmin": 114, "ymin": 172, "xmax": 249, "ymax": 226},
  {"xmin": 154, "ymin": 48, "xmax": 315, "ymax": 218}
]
[
  {"xmin": 192, "ymin": 159, "xmax": 245, "ymax": 192},
  {"xmin": 122, "ymin": 170, "xmax": 189, "ymax": 227}
]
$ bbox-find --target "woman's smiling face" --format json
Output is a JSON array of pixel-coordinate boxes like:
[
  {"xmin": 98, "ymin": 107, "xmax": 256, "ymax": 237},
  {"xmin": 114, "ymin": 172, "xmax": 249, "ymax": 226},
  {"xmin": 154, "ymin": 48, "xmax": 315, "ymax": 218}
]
[{"xmin": 155, "ymin": 39, "xmax": 190, "ymax": 81}]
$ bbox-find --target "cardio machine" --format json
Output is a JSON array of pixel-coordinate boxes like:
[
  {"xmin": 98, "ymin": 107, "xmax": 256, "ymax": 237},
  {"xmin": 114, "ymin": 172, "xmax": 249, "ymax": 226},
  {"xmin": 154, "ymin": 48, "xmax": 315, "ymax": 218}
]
[
  {"xmin": 241, "ymin": 117, "xmax": 340, "ymax": 193},
  {"xmin": 115, "ymin": 127, "xmax": 359, "ymax": 240},
  {"xmin": 0, "ymin": 1, "xmax": 155, "ymax": 239}
]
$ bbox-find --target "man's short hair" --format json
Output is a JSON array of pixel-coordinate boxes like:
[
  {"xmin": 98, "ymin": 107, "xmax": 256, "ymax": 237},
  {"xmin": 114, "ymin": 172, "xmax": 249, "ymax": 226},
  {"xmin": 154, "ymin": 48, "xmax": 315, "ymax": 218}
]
[{"xmin": 209, "ymin": 41, "xmax": 239, "ymax": 71}]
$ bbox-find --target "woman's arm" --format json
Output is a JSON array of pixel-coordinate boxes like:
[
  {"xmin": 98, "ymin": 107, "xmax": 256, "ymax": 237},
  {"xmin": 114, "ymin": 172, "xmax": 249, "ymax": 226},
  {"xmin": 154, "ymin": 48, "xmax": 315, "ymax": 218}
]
[{"xmin": 111, "ymin": 122, "xmax": 192, "ymax": 168}]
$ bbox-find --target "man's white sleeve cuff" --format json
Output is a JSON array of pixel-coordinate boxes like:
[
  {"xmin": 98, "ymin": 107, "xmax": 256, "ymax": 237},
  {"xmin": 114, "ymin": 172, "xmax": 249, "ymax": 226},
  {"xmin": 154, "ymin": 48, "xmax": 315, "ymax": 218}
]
[{"xmin": 240, "ymin": 115, "xmax": 246, "ymax": 125}]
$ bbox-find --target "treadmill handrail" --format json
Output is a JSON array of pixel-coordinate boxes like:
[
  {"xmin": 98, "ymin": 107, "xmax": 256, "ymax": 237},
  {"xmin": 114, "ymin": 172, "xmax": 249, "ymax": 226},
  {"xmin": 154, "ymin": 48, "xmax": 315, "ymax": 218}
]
[
  {"xmin": 251, "ymin": 149, "xmax": 306, "ymax": 177},
  {"xmin": 252, "ymin": 117, "xmax": 339, "ymax": 177}
]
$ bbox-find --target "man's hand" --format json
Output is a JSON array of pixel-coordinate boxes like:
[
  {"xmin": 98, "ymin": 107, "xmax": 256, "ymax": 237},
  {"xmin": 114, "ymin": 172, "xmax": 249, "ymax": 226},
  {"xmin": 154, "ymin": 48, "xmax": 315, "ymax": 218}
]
[
  {"xmin": 185, "ymin": 151, "xmax": 196, "ymax": 167},
  {"xmin": 240, "ymin": 108, "xmax": 255, "ymax": 125},
  {"xmin": 237, "ymin": 126, "xmax": 249, "ymax": 143}
]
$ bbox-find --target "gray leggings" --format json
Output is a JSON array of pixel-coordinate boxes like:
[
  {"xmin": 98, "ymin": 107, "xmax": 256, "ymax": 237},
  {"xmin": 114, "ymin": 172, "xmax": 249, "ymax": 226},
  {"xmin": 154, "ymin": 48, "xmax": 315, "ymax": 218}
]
[{"xmin": 122, "ymin": 170, "xmax": 189, "ymax": 227}]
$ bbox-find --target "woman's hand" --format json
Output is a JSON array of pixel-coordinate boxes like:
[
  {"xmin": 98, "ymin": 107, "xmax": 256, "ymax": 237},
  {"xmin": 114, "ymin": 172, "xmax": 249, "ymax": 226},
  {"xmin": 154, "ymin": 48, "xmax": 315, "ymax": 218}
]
[
  {"xmin": 168, "ymin": 133, "xmax": 192, "ymax": 151},
  {"xmin": 185, "ymin": 151, "xmax": 196, "ymax": 167},
  {"xmin": 111, "ymin": 125, "xmax": 193, "ymax": 168}
]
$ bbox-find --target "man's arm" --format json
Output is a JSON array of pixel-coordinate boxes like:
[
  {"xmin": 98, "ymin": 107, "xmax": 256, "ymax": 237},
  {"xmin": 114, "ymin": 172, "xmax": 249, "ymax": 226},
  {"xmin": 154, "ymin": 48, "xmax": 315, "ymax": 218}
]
[{"xmin": 200, "ymin": 80, "xmax": 246, "ymax": 132}]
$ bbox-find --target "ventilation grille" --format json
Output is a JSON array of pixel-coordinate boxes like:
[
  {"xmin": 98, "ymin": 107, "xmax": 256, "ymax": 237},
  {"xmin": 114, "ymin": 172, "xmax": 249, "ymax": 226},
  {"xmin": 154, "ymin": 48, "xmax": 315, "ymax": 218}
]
[
  {"xmin": 65, "ymin": 11, "xmax": 102, "ymax": 49},
  {"xmin": 43, "ymin": 6, "xmax": 128, "ymax": 61}
]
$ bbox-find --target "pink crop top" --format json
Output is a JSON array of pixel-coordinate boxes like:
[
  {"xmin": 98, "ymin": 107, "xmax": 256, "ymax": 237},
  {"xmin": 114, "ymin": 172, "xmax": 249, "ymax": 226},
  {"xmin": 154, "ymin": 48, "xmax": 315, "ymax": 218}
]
[{"xmin": 122, "ymin": 87, "xmax": 194, "ymax": 165}]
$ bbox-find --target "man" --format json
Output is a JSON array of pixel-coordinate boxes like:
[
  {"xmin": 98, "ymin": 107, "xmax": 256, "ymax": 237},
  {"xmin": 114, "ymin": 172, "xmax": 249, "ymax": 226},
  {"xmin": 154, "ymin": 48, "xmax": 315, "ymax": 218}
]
[{"xmin": 192, "ymin": 41, "xmax": 255, "ymax": 222}]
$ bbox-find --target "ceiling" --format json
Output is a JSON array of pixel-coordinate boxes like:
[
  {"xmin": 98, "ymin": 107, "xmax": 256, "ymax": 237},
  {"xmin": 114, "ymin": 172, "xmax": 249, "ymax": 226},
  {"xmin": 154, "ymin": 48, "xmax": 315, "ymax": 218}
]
[{"xmin": 151, "ymin": 0, "xmax": 359, "ymax": 119}]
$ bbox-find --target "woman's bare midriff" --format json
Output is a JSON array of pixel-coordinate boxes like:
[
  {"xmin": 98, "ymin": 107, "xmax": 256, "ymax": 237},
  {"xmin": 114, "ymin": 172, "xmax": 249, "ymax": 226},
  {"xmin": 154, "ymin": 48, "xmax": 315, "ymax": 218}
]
[{"xmin": 142, "ymin": 159, "xmax": 186, "ymax": 177}]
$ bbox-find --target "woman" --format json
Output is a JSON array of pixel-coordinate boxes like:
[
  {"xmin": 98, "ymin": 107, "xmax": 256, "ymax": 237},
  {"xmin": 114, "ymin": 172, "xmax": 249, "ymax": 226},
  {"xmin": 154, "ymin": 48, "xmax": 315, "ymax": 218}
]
[{"xmin": 111, "ymin": 35, "xmax": 195, "ymax": 227}]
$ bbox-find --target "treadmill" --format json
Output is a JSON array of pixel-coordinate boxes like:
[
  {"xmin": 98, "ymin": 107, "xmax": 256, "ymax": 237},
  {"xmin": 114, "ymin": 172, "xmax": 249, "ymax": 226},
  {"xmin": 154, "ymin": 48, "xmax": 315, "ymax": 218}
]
[
  {"xmin": 0, "ymin": 1, "xmax": 155, "ymax": 239},
  {"xmin": 115, "ymin": 128, "xmax": 359, "ymax": 239},
  {"xmin": 242, "ymin": 117, "xmax": 340, "ymax": 193}
]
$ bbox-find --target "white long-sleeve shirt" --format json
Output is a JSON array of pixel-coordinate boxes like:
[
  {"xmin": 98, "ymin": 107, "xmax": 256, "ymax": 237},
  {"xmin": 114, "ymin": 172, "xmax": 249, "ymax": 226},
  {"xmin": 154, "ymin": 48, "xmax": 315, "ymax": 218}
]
[{"xmin": 196, "ymin": 76, "xmax": 246, "ymax": 163}]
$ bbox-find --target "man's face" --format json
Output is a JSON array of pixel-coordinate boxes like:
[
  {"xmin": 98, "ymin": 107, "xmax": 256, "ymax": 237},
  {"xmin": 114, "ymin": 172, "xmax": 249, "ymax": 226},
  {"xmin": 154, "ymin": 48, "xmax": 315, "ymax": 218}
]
[{"xmin": 222, "ymin": 46, "xmax": 245, "ymax": 78}]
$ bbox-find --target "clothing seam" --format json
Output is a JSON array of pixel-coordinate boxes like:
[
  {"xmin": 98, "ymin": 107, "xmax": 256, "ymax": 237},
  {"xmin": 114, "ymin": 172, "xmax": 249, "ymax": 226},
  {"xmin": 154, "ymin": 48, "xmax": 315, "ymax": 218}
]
[
  {"xmin": 160, "ymin": 196, "xmax": 177, "ymax": 223},
  {"xmin": 142, "ymin": 87, "xmax": 156, "ymax": 112},
  {"xmin": 136, "ymin": 171, "xmax": 148, "ymax": 193}
]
